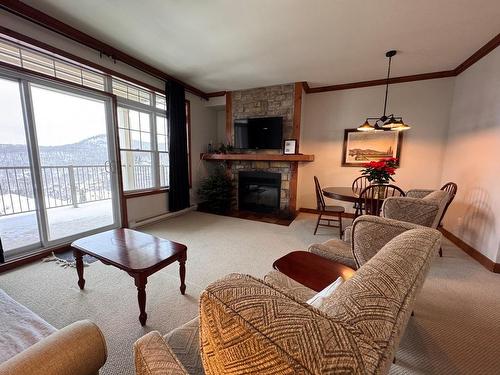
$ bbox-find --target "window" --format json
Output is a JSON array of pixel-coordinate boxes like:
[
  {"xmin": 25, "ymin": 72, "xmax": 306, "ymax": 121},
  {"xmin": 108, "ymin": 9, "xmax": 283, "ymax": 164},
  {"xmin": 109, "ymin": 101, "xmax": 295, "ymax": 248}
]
[
  {"xmin": 112, "ymin": 78, "xmax": 152, "ymax": 106},
  {"xmin": 0, "ymin": 34, "xmax": 192, "ymax": 195},
  {"xmin": 115, "ymin": 78, "xmax": 170, "ymax": 191},
  {"xmin": 0, "ymin": 38, "xmax": 105, "ymax": 91}
]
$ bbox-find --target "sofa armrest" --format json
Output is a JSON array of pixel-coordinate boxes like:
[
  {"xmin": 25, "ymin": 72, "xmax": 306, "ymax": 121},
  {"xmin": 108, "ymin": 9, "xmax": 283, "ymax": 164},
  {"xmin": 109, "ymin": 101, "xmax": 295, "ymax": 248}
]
[
  {"xmin": 134, "ymin": 331, "xmax": 188, "ymax": 375},
  {"xmin": 351, "ymin": 216, "xmax": 423, "ymax": 267},
  {"xmin": 0, "ymin": 320, "xmax": 106, "ymax": 375},
  {"xmin": 406, "ymin": 189, "xmax": 434, "ymax": 198},
  {"xmin": 199, "ymin": 273, "xmax": 381, "ymax": 374},
  {"xmin": 382, "ymin": 196, "xmax": 440, "ymax": 227}
]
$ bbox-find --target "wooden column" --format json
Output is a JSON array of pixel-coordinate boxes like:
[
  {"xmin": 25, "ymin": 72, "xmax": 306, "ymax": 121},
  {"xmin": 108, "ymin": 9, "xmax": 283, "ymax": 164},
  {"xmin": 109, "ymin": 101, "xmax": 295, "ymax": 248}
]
[
  {"xmin": 292, "ymin": 82, "xmax": 303, "ymax": 150},
  {"xmin": 225, "ymin": 92, "xmax": 233, "ymax": 144},
  {"xmin": 289, "ymin": 82, "xmax": 304, "ymax": 214}
]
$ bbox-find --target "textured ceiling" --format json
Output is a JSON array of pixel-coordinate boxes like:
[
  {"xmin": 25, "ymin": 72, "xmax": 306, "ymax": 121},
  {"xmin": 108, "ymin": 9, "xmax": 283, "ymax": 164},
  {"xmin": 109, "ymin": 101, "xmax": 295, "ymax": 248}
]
[{"xmin": 21, "ymin": 0, "xmax": 500, "ymax": 92}]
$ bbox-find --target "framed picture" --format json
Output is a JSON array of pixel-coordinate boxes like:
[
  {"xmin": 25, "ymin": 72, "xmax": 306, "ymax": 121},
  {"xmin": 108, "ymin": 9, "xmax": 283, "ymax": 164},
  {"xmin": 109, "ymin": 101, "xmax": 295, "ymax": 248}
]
[
  {"xmin": 342, "ymin": 129, "xmax": 402, "ymax": 167},
  {"xmin": 283, "ymin": 139, "xmax": 297, "ymax": 155}
]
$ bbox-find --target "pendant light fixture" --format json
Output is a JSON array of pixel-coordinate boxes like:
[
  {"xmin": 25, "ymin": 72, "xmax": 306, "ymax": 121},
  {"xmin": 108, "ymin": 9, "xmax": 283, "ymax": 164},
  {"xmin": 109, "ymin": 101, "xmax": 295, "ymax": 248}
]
[{"xmin": 357, "ymin": 50, "xmax": 411, "ymax": 132}]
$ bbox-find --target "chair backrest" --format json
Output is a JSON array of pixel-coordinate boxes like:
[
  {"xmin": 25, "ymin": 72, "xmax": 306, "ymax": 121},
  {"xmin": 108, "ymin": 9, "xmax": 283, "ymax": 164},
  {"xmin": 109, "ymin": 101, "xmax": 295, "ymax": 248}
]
[
  {"xmin": 314, "ymin": 176, "xmax": 326, "ymax": 211},
  {"xmin": 438, "ymin": 182, "xmax": 458, "ymax": 226},
  {"xmin": 352, "ymin": 176, "xmax": 370, "ymax": 193},
  {"xmin": 358, "ymin": 184, "xmax": 405, "ymax": 216},
  {"xmin": 441, "ymin": 182, "xmax": 457, "ymax": 197}
]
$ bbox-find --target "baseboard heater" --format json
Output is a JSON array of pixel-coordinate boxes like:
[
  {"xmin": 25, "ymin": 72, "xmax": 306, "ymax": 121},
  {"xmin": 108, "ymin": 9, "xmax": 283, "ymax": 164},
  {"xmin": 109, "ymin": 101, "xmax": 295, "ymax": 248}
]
[{"xmin": 129, "ymin": 205, "xmax": 197, "ymax": 228}]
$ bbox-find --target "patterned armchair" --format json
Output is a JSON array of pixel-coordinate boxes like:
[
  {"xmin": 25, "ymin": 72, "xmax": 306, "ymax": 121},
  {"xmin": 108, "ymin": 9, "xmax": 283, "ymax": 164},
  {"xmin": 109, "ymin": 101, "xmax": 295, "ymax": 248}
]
[
  {"xmin": 382, "ymin": 189, "xmax": 450, "ymax": 228},
  {"xmin": 134, "ymin": 227, "xmax": 441, "ymax": 375},
  {"xmin": 312, "ymin": 189, "xmax": 449, "ymax": 268},
  {"xmin": 308, "ymin": 215, "xmax": 424, "ymax": 269}
]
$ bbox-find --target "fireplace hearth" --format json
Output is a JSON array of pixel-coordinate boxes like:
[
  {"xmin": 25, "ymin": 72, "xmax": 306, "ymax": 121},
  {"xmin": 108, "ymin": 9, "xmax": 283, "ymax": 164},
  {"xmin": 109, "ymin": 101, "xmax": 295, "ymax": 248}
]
[{"xmin": 238, "ymin": 171, "xmax": 281, "ymax": 213}]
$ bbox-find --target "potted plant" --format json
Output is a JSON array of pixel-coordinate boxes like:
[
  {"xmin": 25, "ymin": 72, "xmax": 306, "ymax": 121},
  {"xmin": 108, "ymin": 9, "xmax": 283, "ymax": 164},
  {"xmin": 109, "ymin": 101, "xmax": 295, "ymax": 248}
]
[
  {"xmin": 198, "ymin": 164, "xmax": 234, "ymax": 214},
  {"xmin": 360, "ymin": 157, "xmax": 398, "ymax": 184}
]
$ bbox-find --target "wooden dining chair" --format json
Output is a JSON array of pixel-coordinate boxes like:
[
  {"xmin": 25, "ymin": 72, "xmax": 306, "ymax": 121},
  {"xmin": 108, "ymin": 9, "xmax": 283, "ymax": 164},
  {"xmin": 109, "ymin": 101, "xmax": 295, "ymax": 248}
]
[
  {"xmin": 314, "ymin": 176, "xmax": 345, "ymax": 237},
  {"xmin": 357, "ymin": 184, "xmax": 405, "ymax": 217},
  {"xmin": 352, "ymin": 176, "xmax": 370, "ymax": 216},
  {"xmin": 437, "ymin": 182, "xmax": 458, "ymax": 257}
]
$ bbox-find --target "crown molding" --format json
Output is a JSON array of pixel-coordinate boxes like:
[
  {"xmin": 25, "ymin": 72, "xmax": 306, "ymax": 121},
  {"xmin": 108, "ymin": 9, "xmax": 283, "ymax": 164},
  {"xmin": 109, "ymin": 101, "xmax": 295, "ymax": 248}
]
[
  {"xmin": 305, "ymin": 70, "xmax": 456, "ymax": 94},
  {"xmin": 305, "ymin": 32, "xmax": 500, "ymax": 94},
  {"xmin": 206, "ymin": 91, "xmax": 227, "ymax": 98}
]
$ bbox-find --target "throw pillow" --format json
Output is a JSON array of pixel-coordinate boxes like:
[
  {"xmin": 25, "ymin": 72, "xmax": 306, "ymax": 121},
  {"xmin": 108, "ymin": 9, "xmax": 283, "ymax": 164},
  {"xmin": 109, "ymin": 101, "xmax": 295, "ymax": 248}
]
[{"xmin": 306, "ymin": 276, "xmax": 343, "ymax": 309}]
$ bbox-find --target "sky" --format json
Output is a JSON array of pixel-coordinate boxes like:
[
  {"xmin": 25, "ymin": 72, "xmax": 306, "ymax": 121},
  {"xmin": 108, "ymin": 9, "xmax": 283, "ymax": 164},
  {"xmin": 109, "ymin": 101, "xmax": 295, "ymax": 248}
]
[{"xmin": 0, "ymin": 78, "xmax": 107, "ymax": 146}]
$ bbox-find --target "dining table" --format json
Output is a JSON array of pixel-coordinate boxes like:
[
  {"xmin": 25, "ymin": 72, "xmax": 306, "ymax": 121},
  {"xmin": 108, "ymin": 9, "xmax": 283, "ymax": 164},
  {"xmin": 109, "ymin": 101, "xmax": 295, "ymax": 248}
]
[{"xmin": 321, "ymin": 186, "xmax": 362, "ymax": 203}]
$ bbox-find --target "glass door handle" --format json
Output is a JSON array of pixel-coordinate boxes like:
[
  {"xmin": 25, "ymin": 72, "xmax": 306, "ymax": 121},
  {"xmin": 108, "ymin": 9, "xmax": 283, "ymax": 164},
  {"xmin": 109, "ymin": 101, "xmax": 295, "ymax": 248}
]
[
  {"xmin": 108, "ymin": 161, "xmax": 117, "ymax": 173},
  {"xmin": 105, "ymin": 161, "xmax": 116, "ymax": 173}
]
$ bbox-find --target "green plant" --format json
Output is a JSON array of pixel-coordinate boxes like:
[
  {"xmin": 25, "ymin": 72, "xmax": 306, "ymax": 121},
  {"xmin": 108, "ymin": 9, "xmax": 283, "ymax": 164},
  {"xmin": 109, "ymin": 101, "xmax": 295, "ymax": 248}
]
[
  {"xmin": 215, "ymin": 143, "xmax": 234, "ymax": 154},
  {"xmin": 198, "ymin": 165, "xmax": 234, "ymax": 213}
]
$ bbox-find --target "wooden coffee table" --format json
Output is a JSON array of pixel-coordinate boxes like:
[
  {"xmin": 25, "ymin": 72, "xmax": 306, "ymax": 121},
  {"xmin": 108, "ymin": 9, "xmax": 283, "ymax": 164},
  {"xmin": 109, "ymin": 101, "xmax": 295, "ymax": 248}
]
[
  {"xmin": 273, "ymin": 251, "xmax": 355, "ymax": 292},
  {"xmin": 72, "ymin": 228, "xmax": 187, "ymax": 326}
]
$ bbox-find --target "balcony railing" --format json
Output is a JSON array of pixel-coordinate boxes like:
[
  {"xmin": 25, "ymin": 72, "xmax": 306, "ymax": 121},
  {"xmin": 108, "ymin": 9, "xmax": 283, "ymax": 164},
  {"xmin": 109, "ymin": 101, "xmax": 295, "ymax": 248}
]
[
  {"xmin": 0, "ymin": 165, "xmax": 112, "ymax": 216},
  {"xmin": 0, "ymin": 164, "xmax": 168, "ymax": 217}
]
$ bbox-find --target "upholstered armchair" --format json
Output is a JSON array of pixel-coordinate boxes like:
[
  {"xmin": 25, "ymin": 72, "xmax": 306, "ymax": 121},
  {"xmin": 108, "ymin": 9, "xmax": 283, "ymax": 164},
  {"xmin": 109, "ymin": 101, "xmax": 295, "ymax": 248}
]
[
  {"xmin": 328, "ymin": 189, "xmax": 452, "ymax": 262},
  {"xmin": 134, "ymin": 227, "xmax": 441, "ymax": 375},
  {"xmin": 382, "ymin": 189, "xmax": 450, "ymax": 228},
  {"xmin": 308, "ymin": 215, "xmax": 424, "ymax": 269}
]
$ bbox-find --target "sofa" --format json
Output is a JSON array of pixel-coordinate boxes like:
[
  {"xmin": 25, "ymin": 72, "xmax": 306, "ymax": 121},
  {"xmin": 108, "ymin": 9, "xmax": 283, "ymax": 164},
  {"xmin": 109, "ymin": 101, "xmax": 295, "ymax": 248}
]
[
  {"xmin": 309, "ymin": 190, "xmax": 450, "ymax": 268},
  {"xmin": 134, "ymin": 226, "xmax": 441, "ymax": 374},
  {"xmin": 0, "ymin": 289, "xmax": 107, "ymax": 375}
]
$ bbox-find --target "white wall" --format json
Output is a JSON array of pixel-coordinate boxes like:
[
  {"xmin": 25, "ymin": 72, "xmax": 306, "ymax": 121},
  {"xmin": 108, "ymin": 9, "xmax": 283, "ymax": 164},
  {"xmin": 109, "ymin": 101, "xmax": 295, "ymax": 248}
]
[
  {"xmin": 297, "ymin": 78, "xmax": 455, "ymax": 211},
  {"xmin": 0, "ymin": 10, "xmax": 218, "ymax": 224},
  {"xmin": 440, "ymin": 47, "xmax": 500, "ymax": 263},
  {"xmin": 188, "ymin": 93, "xmax": 218, "ymax": 204}
]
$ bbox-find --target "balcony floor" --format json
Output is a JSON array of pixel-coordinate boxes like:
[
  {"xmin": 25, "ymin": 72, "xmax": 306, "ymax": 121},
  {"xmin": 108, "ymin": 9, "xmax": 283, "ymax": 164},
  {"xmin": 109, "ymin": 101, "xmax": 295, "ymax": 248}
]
[{"xmin": 0, "ymin": 199, "xmax": 114, "ymax": 254}]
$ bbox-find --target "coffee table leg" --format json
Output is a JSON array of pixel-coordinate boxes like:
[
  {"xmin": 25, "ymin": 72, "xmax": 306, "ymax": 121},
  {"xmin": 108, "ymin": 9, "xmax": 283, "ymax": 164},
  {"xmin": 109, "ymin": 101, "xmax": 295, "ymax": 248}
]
[
  {"xmin": 179, "ymin": 253, "xmax": 186, "ymax": 295},
  {"xmin": 73, "ymin": 249, "xmax": 85, "ymax": 290},
  {"xmin": 134, "ymin": 275, "xmax": 148, "ymax": 326}
]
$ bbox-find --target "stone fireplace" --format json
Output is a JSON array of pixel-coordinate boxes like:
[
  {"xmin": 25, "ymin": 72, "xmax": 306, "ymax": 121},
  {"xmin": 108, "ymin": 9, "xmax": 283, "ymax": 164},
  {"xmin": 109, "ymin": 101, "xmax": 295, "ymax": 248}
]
[
  {"xmin": 229, "ymin": 83, "xmax": 296, "ymax": 214},
  {"xmin": 200, "ymin": 82, "xmax": 312, "ymax": 218}
]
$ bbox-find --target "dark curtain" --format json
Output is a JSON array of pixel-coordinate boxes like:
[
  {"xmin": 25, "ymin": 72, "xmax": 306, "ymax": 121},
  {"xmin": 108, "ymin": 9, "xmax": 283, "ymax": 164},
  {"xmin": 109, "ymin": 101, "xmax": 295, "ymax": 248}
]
[{"xmin": 166, "ymin": 80, "xmax": 190, "ymax": 212}]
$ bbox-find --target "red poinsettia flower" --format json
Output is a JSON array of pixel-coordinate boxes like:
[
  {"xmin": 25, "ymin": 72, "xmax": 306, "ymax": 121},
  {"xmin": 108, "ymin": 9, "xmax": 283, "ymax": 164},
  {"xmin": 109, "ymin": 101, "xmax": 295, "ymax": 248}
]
[
  {"xmin": 359, "ymin": 157, "xmax": 399, "ymax": 183},
  {"xmin": 385, "ymin": 167, "xmax": 396, "ymax": 175}
]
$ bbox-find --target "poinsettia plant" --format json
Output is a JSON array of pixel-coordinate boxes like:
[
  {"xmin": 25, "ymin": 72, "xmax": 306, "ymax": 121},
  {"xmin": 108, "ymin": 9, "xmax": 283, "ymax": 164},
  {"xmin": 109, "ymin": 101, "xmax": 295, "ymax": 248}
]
[{"xmin": 360, "ymin": 157, "xmax": 398, "ymax": 184}]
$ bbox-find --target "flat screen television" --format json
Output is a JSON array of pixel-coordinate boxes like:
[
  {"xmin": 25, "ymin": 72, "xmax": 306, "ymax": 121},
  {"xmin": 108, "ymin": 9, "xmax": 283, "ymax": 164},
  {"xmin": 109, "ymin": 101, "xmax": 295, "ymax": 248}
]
[{"xmin": 234, "ymin": 117, "xmax": 283, "ymax": 150}]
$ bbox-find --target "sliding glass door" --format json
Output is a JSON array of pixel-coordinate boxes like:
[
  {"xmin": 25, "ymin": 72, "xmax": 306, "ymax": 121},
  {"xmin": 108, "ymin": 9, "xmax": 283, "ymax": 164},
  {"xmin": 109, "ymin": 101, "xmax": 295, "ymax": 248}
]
[
  {"xmin": 29, "ymin": 84, "xmax": 117, "ymax": 241},
  {"xmin": 0, "ymin": 77, "xmax": 40, "ymax": 254},
  {"xmin": 0, "ymin": 70, "xmax": 120, "ymax": 260}
]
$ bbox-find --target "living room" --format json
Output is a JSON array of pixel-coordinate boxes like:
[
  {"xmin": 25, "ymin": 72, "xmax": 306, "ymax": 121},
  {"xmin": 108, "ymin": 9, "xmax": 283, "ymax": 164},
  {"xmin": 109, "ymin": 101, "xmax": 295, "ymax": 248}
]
[{"xmin": 0, "ymin": 1, "xmax": 499, "ymax": 374}]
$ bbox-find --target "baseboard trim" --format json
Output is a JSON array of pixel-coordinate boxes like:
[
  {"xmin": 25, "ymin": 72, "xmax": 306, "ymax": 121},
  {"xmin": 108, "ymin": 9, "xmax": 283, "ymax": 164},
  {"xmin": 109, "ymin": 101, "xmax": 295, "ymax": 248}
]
[
  {"xmin": 440, "ymin": 228, "xmax": 499, "ymax": 273},
  {"xmin": 130, "ymin": 205, "xmax": 197, "ymax": 228},
  {"xmin": 299, "ymin": 207, "xmax": 355, "ymax": 219}
]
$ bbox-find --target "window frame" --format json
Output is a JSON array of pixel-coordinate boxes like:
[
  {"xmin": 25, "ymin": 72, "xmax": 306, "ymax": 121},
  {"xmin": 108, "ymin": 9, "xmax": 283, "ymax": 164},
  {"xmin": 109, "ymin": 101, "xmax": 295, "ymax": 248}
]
[
  {"xmin": 0, "ymin": 34, "xmax": 193, "ymax": 198},
  {"xmin": 116, "ymin": 95, "xmax": 167, "ymax": 194}
]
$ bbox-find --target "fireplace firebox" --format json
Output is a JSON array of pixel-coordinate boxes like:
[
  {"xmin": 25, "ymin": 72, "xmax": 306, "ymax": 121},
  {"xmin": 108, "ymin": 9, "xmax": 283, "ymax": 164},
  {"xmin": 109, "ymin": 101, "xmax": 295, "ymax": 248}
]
[{"xmin": 238, "ymin": 171, "xmax": 281, "ymax": 213}]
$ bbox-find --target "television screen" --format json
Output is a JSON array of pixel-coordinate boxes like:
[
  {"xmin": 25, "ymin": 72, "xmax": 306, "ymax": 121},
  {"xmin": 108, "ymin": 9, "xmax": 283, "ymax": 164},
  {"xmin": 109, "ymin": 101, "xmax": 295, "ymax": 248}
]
[{"xmin": 234, "ymin": 117, "xmax": 283, "ymax": 149}]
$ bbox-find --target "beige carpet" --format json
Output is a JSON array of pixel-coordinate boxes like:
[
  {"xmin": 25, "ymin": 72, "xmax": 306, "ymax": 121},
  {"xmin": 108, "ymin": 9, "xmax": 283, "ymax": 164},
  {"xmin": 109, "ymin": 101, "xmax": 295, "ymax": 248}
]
[{"xmin": 1, "ymin": 211, "xmax": 499, "ymax": 374}]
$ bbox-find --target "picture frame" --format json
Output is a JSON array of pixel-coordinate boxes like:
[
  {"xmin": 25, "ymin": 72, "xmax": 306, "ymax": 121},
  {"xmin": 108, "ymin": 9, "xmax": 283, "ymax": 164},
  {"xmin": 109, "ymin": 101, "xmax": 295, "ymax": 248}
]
[
  {"xmin": 342, "ymin": 129, "xmax": 402, "ymax": 167},
  {"xmin": 283, "ymin": 139, "xmax": 297, "ymax": 155}
]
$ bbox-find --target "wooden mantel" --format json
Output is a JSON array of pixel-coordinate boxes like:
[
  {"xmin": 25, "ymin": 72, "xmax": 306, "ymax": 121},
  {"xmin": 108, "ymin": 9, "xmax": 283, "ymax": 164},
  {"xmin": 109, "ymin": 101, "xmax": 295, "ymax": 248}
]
[{"xmin": 200, "ymin": 153, "xmax": 314, "ymax": 162}]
